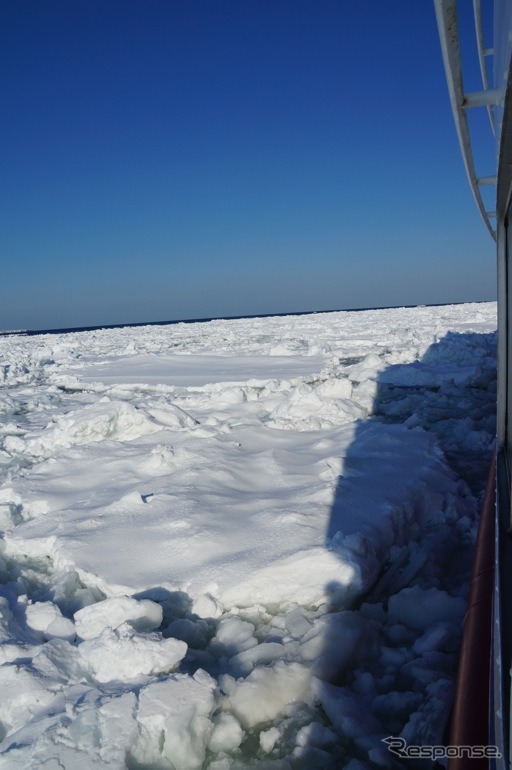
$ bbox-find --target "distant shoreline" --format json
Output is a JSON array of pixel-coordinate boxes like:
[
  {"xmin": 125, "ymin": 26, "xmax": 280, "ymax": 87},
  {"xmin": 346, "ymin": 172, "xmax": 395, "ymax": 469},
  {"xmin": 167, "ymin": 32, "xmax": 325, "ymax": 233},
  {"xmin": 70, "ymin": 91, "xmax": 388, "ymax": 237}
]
[{"xmin": 1, "ymin": 299, "xmax": 496, "ymax": 338}]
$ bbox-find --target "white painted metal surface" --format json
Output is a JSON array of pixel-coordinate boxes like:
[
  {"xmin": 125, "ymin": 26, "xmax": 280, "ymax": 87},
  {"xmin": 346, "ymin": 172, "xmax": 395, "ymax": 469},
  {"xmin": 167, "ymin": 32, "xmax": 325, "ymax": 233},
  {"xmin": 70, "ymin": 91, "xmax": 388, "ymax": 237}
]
[
  {"xmin": 473, "ymin": 0, "xmax": 496, "ymax": 130},
  {"xmin": 433, "ymin": 0, "xmax": 497, "ymax": 238}
]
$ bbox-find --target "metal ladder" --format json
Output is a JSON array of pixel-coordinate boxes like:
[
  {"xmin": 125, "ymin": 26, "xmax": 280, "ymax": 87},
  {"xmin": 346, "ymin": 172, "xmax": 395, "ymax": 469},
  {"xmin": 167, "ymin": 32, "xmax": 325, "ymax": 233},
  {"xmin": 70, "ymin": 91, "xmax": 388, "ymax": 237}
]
[{"xmin": 434, "ymin": 0, "xmax": 502, "ymax": 240}]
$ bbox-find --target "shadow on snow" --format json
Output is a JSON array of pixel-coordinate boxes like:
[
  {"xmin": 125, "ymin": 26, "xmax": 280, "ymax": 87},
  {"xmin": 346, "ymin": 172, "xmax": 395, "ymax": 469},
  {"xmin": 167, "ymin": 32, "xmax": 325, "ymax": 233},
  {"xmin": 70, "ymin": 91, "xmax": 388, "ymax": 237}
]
[{"xmin": 312, "ymin": 330, "xmax": 497, "ymax": 767}]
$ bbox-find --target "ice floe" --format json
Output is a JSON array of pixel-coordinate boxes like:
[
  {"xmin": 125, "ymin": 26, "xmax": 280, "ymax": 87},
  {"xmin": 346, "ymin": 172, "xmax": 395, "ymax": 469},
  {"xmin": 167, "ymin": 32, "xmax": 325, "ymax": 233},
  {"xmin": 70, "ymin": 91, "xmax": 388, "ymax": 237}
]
[{"xmin": 0, "ymin": 301, "xmax": 497, "ymax": 768}]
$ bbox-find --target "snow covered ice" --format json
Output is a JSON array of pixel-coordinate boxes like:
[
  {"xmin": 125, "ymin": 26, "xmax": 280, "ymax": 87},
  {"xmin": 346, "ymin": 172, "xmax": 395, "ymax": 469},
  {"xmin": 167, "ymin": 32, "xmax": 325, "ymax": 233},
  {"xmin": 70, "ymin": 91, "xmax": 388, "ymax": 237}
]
[{"xmin": 0, "ymin": 302, "xmax": 497, "ymax": 768}]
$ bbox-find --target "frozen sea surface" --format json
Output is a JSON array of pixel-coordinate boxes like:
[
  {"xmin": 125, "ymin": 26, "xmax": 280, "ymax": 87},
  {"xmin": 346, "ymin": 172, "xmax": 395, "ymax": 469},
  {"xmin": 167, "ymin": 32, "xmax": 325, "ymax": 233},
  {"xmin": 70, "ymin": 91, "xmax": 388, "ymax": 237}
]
[{"xmin": 0, "ymin": 302, "xmax": 497, "ymax": 768}]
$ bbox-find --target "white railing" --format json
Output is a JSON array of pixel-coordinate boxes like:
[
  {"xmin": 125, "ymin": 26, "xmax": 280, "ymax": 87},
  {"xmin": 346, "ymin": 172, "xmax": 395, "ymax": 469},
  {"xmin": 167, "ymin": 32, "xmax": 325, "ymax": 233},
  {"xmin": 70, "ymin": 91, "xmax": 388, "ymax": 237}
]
[
  {"xmin": 473, "ymin": 0, "xmax": 496, "ymax": 131},
  {"xmin": 434, "ymin": 0, "xmax": 501, "ymax": 240}
]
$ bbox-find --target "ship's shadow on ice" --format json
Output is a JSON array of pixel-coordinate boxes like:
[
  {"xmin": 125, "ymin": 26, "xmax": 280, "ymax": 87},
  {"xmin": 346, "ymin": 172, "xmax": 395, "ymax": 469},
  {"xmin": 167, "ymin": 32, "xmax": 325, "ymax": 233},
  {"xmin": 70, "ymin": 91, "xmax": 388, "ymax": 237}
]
[{"xmin": 315, "ymin": 330, "xmax": 497, "ymax": 762}]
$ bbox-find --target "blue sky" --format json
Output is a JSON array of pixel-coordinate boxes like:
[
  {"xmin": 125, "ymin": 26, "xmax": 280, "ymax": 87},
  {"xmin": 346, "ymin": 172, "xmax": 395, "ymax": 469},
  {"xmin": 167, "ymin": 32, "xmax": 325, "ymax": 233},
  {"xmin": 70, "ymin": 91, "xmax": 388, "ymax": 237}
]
[{"xmin": 1, "ymin": 1, "xmax": 497, "ymax": 330}]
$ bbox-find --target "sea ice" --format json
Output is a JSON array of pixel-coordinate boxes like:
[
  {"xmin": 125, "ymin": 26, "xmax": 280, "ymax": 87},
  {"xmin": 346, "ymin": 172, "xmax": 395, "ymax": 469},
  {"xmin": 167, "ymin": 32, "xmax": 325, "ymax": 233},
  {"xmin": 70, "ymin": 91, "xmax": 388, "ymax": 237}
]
[
  {"xmin": 0, "ymin": 301, "xmax": 497, "ymax": 767},
  {"xmin": 78, "ymin": 623, "xmax": 187, "ymax": 683},
  {"xmin": 74, "ymin": 594, "xmax": 163, "ymax": 640},
  {"xmin": 128, "ymin": 670, "xmax": 216, "ymax": 769},
  {"xmin": 25, "ymin": 601, "xmax": 76, "ymax": 641},
  {"xmin": 227, "ymin": 661, "xmax": 311, "ymax": 728},
  {"xmin": 387, "ymin": 585, "xmax": 466, "ymax": 631}
]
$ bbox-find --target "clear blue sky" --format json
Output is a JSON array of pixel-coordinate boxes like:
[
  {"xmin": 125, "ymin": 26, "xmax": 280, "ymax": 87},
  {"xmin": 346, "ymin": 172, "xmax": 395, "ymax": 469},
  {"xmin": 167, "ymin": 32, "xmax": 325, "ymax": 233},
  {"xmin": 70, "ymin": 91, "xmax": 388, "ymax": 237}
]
[{"xmin": 1, "ymin": 1, "xmax": 497, "ymax": 330}]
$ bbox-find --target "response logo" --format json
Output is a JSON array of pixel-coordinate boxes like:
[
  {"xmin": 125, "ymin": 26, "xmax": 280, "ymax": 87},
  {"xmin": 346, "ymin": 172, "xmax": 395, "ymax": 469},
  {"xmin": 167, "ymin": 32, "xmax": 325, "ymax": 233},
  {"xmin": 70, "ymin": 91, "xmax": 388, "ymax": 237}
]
[{"xmin": 382, "ymin": 736, "xmax": 502, "ymax": 760}]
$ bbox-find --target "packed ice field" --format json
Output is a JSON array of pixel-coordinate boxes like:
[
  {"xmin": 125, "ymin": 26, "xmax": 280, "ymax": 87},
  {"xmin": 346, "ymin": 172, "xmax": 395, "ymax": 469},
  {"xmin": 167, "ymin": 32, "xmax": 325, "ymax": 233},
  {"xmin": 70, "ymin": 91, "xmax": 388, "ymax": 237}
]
[{"xmin": 0, "ymin": 301, "xmax": 497, "ymax": 769}]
